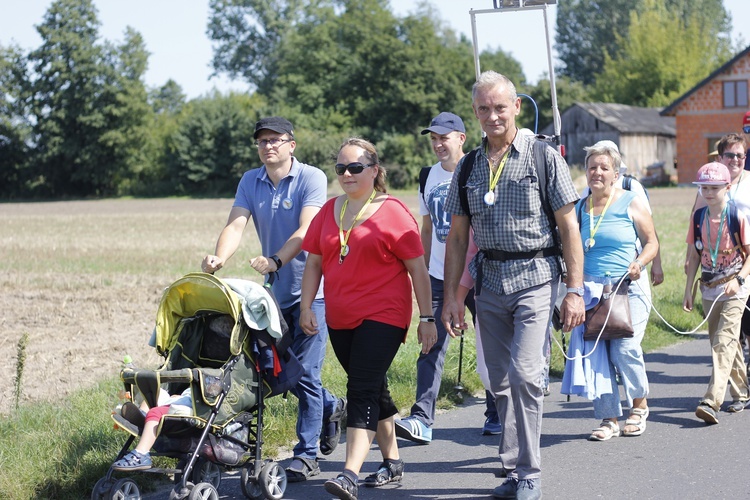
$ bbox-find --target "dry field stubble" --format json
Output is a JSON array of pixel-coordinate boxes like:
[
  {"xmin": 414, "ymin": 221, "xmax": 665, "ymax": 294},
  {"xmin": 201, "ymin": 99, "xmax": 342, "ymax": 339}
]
[
  {"xmin": 0, "ymin": 187, "xmax": 694, "ymax": 415},
  {"xmin": 0, "ymin": 198, "xmax": 262, "ymax": 415}
]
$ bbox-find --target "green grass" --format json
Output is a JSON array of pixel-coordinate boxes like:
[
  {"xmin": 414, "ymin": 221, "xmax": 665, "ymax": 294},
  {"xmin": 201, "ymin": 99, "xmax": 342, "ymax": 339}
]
[{"xmin": 0, "ymin": 187, "xmax": 697, "ymax": 498}]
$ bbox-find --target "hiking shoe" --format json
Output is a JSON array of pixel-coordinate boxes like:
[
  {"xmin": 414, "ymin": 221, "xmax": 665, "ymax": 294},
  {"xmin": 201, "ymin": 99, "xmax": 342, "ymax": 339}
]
[
  {"xmin": 492, "ymin": 477, "xmax": 519, "ymax": 499},
  {"xmin": 695, "ymin": 403, "xmax": 719, "ymax": 424},
  {"xmin": 363, "ymin": 459, "xmax": 404, "ymax": 487},
  {"xmin": 285, "ymin": 456, "xmax": 320, "ymax": 482},
  {"xmin": 324, "ymin": 473, "xmax": 358, "ymax": 500},
  {"xmin": 320, "ymin": 397, "xmax": 347, "ymax": 455},
  {"xmin": 112, "ymin": 450, "xmax": 152, "ymax": 471},
  {"xmin": 516, "ymin": 478, "xmax": 542, "ymax": 500},
  {"xmin": 727, "ymin": 400, "xmax": 748, "ymax": 413},
  {"xmin": 394, "ymin": 416, "xmax": 432, "ymax": 444},
  {"xmin": 482, "ymin": 416, "xmax": 502, "ymax": 435}
]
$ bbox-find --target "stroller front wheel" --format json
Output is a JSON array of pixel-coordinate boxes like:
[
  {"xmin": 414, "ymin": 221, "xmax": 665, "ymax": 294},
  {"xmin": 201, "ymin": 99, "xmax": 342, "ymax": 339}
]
[
  {"xmin": 187, "ymin": 482, "xmax": 219, "ymax": 500},
  {"xmin": 108, "ymin": 478, "xmax": 141, "ymax": 500},
  {"xmin": 258, "ymin": 461, "xmax": 287, "ymax": 500}
]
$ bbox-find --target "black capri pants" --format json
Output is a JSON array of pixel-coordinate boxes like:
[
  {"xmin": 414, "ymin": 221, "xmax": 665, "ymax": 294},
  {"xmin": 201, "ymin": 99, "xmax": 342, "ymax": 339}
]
[{"xmin": 328, "ymin": 319, "xmax": 406, "ymax": 431}]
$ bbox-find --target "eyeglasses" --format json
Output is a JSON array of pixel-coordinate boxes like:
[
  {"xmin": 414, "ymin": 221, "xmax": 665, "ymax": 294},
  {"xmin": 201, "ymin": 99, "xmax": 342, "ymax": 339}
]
[
  {"xmin": 254, "ymin": 138, "xmax": 291, "ymax": 149},
  {"xmin": 744, "ymin": 125, "xmax": 750, "ymax": 135},
  {"xmin": 334, "ymin": 162, "xmax": 376, "ymax": 175},
  {"xmin": 722, "ymin": 152, "xmax": 746, "ymax": 160}
]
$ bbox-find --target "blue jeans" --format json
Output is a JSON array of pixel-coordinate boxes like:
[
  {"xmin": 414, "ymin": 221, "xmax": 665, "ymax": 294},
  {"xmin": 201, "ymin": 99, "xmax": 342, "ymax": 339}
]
[
  {"xmin": 587, "ymin": 274, "xmax": 651, "ymax": 420},
  {"xmin": 283, "ymin": 299, "xmax": 339, "ymax": 459},
  {"xmin": 411, "ymin": 277, "xmax": 479, "ymax": 426}
]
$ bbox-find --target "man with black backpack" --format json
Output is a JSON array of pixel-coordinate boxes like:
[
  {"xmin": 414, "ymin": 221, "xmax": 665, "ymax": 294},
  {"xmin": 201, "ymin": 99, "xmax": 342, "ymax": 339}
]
[{"xmin": 442, "ymin": 71, "xmax": 584, "ymax": 500}]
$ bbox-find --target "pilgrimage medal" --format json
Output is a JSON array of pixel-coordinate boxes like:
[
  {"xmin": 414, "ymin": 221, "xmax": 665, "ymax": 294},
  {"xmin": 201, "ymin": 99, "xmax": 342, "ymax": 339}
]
[
  {"xmin": 484, "ymin": 191, "xmax": 495, "ymax": 206},
  {"xmin": 584, "ymin": 238, "xmax": 595, "ymax": 252},
  {"xmin": 339, "ymin": 190, "xmax": 377, "ymax": 264}
]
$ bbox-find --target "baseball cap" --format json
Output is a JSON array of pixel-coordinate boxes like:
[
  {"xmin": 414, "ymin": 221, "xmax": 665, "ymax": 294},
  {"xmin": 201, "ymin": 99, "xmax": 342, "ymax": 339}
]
[
  {"xmin": 254, "ymin": 116, "xmax": 294, "ymax": 139},
  {"xmin": 693, "ymin": 162, "xmax": 731, "ymax": 185},
  {"xmin": 743, "ymin": 110, "xmax": 750, "ymax": 134},
  {"xmin": 421, "ymin": 112, "xmax": 466, "ymax": 135}
]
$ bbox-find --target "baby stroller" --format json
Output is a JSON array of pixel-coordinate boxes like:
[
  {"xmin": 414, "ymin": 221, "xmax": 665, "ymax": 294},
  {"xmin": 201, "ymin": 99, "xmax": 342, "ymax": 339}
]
[{"xmin": 92, "ymin": 272, "xmax": 302, "ymax": 500}]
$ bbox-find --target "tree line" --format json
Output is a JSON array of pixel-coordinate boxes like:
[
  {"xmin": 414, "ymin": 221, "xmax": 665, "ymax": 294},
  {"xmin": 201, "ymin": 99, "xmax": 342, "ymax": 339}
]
[{"xmin": 0, "ymin": 0, "xmax": 738, "ymax": 199}]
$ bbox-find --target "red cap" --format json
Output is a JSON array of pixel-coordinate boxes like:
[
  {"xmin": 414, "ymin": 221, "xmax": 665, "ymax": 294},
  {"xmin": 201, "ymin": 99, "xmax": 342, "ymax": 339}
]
[{"xmin": 743, "ymin": 111, "xmax": 750, "ymax": 127}]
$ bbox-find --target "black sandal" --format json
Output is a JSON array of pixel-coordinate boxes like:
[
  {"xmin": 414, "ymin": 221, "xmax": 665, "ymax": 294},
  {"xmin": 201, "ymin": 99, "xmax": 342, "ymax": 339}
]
[{"xmin": 285, "ymin": 456, "xmax": 320, "ymax": 482}]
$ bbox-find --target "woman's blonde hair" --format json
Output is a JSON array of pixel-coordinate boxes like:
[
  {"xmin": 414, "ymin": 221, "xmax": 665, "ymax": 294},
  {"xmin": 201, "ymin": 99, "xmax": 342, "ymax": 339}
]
[{"xmin": 338, "ymin": 137, "xmax": 388, "ymax": 193}]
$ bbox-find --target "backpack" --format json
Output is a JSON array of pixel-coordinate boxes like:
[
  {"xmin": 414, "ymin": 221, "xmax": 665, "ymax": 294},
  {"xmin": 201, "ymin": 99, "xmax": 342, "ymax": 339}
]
[
  {"xmin": 622, "ymin": 174, "xmax": 649, "ymax": 200},
  {"xmin": 418, "ymin": 165, "xmax": 431, "ymax": 206},
  {"xmin": 692, "ymin": 204, "xmax": 743, "ymax": 255},
  {"xmin": 456, "ymin": 137, "xmax": 560, "ymax": 252}
]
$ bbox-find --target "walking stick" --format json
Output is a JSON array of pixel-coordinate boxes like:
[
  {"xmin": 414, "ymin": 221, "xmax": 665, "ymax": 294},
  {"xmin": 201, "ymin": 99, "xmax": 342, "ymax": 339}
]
[{"xmin": 454, "ymin": 330, "xmax": 465, "ymax": 400}]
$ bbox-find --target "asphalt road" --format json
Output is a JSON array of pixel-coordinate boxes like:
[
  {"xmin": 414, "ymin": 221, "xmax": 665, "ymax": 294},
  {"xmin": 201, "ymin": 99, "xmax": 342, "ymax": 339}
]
[{"xmin": 142, "ymin": 335, "xmax": 749, "ymax": 499}]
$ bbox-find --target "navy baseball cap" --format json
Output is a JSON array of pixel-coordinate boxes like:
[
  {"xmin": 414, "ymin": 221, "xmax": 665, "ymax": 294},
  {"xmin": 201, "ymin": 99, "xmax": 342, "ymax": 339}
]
[
  {"xmin": 421, "ymin": 112, "xmax": 466, "ymax": 135},
  {"xmin": 254, "ymin": 116, "xmax": 294, "ymax": 139}
]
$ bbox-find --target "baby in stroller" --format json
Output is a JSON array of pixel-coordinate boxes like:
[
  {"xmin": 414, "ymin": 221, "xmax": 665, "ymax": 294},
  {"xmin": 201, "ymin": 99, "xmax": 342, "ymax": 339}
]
[
  {"xmin": 112, "ymin": 387, "xmax": 192, "ymax": 471},
  {"xmin": 94, "ymin": 273, "xmax": 301, "ymax": 500}
]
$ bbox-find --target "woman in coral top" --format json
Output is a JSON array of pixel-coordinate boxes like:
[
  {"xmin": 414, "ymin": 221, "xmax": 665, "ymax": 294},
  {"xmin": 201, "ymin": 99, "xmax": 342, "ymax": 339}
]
[{"xmin": 300, "ymin": 137, "xmax": 435, "ymax": 500}]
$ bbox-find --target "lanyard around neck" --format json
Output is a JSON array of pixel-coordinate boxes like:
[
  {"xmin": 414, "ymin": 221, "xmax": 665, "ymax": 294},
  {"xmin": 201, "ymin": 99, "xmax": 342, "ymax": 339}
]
[
  {"xmin": 704, "ymin": 204, "xmax": 727, "ymax": 270},
  {"xmin": 487, "ymin": 147, "xmax": 511, "ymax": 192},
  {"xmin": 339, "ymin": 190, "xmax": 377, "ymax": 261},
  {"xmin": 588, "ymin": 189, "xmax": 616, "ymax": 242}
]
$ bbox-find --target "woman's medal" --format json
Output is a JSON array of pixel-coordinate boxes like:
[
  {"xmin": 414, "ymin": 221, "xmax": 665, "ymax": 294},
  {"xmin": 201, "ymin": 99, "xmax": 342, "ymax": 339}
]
[
  {"xmin": 695, "ymin": 240, "xmax": 703, "ymax": 251},
  {"xmin": 484, "ymin": 191, "xmax": 495, "ymax": 205},
  {"xmin": 584, "ymin": 238, "xmax": 595, "ymax": 252},
  {"xmin": 339, "ymin": 244, "xmax": 349, "ymax": 264}
]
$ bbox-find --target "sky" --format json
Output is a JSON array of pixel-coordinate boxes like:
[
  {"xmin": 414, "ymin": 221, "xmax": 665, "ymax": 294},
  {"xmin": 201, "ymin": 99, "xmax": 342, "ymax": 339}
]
[{"xmin": 1, "ymin": 1, "xmax": 749, "ymax": 99}]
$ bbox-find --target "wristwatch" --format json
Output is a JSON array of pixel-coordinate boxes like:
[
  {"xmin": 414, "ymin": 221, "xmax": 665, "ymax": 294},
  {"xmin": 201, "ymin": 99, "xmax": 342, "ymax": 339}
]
[
  {"xmin": 566, "ymin": 287, "xmax": 584, "ymax": 297},
  {"xmin": 737, "ymin": 275, "xmax": 745, "ymax": 286},
  {"xmin": 269, "ymin": 254, "xmax": 283, "ymax": 269}
]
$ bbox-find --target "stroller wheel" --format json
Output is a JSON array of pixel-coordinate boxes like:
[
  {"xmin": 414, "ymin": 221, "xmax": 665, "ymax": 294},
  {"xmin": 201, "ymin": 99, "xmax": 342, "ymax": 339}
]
[
  {"xmin": 191, "ymin": 458, "xmax": 222, "ymax": 490},
  {"xmin": 258, "ymin": 462, "xmax": 287, "ymax": 500},
  {"xmin": 169, "ymin": 481, "xmax": 194, "ymax": 500},
  {"xmin": 91, "ymin": 477, "xmax": 113, "ymax": 500},
  {"xmin": 240, "ymin": 465, "xmax": 263, "ymax": 499},
  {"xmin": 187, "ymin": 482, "xmax": 219, "ymax": 500},
  {"xmin": 108, "ymin": 478, "xmax": 141, "ymax": 500}
]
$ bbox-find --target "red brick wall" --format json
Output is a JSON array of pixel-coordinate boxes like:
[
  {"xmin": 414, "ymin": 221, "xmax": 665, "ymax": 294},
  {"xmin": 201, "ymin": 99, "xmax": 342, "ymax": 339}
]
[{"xmin": 672, "ymin": 53, "xmax": 750, "ymax": 184}]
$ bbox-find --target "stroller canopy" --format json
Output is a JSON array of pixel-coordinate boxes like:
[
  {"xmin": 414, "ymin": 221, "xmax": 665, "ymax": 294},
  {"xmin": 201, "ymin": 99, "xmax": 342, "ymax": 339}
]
[{"xmin": 154, "ymin": 272, "xmax": 278, "ymax": 357}]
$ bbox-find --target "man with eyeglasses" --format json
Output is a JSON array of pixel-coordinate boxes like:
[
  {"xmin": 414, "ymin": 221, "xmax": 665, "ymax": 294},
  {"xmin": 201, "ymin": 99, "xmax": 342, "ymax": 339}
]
[{"xmin": 202, "ymin": 116, "xmax": 346, "ymax": 482}]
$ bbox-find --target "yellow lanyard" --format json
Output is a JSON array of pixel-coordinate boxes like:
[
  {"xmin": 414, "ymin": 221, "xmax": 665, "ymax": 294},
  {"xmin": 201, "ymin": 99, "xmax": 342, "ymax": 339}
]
[
  {"xmin": 587, "ymin": 189, "xmax": 615, "ymax": 248},
  {"xmin": 338, "ymin": 190, "xmax": 377, "ymax": 263},
  {"xmin": 488, "ymin": 148, "xmax": 511, "ymax": 192}
]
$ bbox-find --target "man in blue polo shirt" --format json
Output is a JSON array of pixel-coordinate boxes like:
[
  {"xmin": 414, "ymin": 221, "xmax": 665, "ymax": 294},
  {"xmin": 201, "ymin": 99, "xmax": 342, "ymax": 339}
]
[{"xmin": 202, "ymin": 116, "xmax": 345, "ymax": 482}]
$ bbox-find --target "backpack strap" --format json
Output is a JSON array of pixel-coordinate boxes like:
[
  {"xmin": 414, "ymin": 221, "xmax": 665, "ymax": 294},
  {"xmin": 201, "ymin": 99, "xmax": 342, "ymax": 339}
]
[
  {"xmin": 693, "ymin": 206, "xmax": 706, "ymax": 254},
  {"xmin": 622, "ymin": 174, "xmax": 632, "ymax": 192},
  {"xmin": 418, "ymin": 166, "xmax": 431, "ymax": 205},
  {"xmin": 458, "ymin": 148, "xmax": 479, "ymax": 223},
  {"xmin": 532, "ymin": 139, "xmax": 561, "ymax": 252}
]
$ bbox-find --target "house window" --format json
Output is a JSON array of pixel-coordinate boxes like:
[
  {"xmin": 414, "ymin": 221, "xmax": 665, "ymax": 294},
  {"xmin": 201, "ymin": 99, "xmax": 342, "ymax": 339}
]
[{"xmin": 724, "ymin": 80, "xmax": 748, "ymax": 108}]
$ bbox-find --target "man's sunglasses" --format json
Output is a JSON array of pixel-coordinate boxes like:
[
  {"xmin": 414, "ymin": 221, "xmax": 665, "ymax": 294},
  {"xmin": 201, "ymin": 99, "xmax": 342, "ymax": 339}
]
[
  {"xmin": 335, "ymin": 162, "xmax": 376, "ymax": 175},
  {"xmin": 722, "ymin": 152, "xmax": 747, "ymax": 160}
]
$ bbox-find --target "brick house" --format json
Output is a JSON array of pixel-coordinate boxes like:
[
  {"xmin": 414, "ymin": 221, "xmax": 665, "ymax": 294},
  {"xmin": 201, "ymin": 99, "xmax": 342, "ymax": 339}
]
[{"xmin": 661, "ymin": 45, "xmax": 750, "ymax": 184}]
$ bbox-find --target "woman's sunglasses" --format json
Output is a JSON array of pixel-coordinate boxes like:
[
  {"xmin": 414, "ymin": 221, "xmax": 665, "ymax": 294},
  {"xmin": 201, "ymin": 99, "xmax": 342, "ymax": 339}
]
[{"xmin": 335, "ymin": 162, "xmax": 376, "ymax": 175}]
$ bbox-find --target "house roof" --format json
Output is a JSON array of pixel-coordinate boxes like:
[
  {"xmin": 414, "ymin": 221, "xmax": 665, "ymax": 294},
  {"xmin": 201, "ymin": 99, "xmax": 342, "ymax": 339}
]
[
  {"xmin": 661, "ymin": 44, "xmax": 750, "ymax": 116},
  {"xmin": 569, "ymin": 102, "xmax": 675, "ymax": 135}
]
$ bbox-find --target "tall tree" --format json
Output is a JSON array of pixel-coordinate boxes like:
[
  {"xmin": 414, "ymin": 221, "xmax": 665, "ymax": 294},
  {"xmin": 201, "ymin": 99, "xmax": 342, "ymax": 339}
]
[
  {"xmin": 556, "ymin": 0, "xmax": 731, "ymax": 86},
  {"xmin": 592, "ymin": 0, "xmax": 732, "ymax": 106},
  {"xmin": 24, "ymin": 0, "xmax": 153, "ymax": 197}
]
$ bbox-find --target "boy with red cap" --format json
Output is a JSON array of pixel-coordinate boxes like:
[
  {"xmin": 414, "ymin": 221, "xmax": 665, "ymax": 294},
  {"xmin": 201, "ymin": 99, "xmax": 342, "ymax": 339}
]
[{"xmin": 683, "ymin": 162, "xmax": 750, "ymax": 424}]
